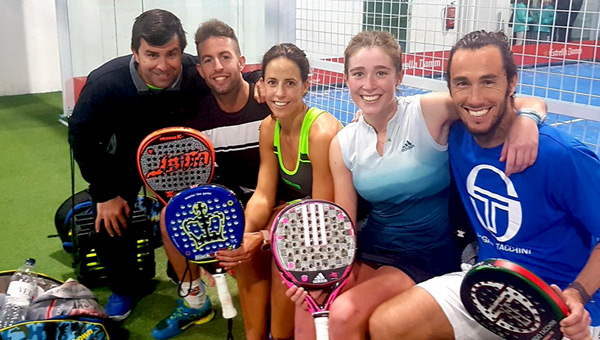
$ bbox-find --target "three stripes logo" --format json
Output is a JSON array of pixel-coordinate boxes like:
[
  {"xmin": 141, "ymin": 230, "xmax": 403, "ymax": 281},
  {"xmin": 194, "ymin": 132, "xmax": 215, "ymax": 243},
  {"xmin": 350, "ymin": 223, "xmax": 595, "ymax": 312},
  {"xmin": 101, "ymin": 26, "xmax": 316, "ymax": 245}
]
[
  {"xmin": 312, "ymin": 272, "xmax": 328, "ymax": 284},
  {"xmin": 401, "ymin": 140, "xmax": 415, "ymax": 152},
  {"xmin": 301, "ymin": 203, "xmax": 328, "ymax": 247}
]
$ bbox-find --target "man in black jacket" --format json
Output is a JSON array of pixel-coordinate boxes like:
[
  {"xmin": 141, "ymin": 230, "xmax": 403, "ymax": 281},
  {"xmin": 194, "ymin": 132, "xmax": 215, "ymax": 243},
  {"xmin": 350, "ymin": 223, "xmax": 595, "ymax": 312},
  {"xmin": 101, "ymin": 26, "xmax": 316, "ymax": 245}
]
[{"xmin": 69, "ymin": 9, "xmax": 209, "ymax": 321}]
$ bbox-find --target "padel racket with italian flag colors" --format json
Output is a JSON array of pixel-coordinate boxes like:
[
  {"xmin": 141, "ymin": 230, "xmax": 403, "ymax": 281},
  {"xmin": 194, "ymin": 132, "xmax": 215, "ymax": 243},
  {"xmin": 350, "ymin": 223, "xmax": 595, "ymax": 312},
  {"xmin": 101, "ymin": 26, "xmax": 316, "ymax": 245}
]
[
  {"xmin": 271, "ymin": 199, "xmax": 356, "ymax": 340},
  {"xmin": 460, "ymin": 259, "xmax": 570, "ymax": 340},
  {"xmin": 137, "ymin": 127, "xmax": 215, "ymax": 205},
  {"xmin": 164, "ymin": 184, "xmax": 244, "ymax": 337}
]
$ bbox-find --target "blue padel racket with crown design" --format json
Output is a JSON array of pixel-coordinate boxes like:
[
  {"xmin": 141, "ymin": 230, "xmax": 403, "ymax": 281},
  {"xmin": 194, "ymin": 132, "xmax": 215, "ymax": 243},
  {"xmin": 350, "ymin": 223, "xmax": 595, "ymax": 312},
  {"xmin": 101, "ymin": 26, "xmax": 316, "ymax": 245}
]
[
  {"xmin": 137, "ymin": 127, "xmax": 215, "ymax": 205},
  {"xmin": 165, "ymin": 185, "xmax": 244, "ymax": 326},
  {"xmin": 460, "ymin": 259, "xmax": 570, "ymax": 340},
  {"xmin": 271, "ymin": 199, "xmax": 356, "ymax": 340}
]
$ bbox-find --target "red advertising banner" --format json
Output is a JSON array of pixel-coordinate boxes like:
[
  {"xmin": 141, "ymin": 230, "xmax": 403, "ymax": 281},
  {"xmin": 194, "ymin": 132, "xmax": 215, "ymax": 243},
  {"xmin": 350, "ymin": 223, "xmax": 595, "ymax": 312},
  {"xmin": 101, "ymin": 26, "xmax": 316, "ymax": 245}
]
[{"xmin": 310, "ymin": 40, "xmax": 599, "ymax": 85}]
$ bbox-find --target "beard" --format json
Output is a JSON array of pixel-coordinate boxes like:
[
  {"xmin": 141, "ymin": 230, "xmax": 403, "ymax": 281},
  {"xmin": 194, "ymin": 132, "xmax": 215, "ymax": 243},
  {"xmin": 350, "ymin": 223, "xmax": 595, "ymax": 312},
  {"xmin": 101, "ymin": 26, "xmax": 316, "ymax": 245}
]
[
  {"xmin": 463, "ymin": 89, "xmax": 514, "ymax": 147},
  {"xmin": 209, "ymin": 74, "xmax": 243, "ymax": 96}
]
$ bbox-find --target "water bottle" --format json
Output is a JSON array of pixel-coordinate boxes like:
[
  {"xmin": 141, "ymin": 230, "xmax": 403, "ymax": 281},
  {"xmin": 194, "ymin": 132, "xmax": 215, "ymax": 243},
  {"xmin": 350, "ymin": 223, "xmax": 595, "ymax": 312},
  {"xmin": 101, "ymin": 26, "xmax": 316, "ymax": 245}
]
[{"xmin": 0, "ymin": 258, "xmax": 38, "ymax": 329}]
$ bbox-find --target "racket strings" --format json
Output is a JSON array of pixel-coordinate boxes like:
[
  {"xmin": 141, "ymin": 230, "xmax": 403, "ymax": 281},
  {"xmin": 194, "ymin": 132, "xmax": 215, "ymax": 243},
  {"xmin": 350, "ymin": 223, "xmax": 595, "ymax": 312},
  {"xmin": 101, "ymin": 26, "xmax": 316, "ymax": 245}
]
[
  {"xmin": 471, "ymin": 282, "xmax": 542, "ymax": 332},
  {"xmin": 167, "ymin": 187, "xmax": 244, "ymax": 262},
  {"xmin": 275, "ymin": 202, "xmax": 355, "ymax": 272},
  {"xmin": 140, "ymin": 137, "xmax": 213, "ymax": 191},
  {"xmin": 461, "ymin": 260, "xmax": 567, "ymax": 340}
]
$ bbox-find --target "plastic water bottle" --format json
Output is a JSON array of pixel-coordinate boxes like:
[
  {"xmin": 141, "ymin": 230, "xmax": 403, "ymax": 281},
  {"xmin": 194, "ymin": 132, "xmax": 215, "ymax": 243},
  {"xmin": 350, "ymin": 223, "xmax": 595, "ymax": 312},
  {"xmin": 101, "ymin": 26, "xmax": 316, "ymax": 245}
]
[{"xmin": 0, "ymin": 258, "xmax": 38, "ymax": 329}]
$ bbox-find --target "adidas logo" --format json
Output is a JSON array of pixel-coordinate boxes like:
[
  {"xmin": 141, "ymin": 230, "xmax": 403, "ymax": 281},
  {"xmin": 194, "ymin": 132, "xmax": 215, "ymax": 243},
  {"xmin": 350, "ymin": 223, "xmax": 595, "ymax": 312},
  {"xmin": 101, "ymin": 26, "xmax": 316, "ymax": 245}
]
[
  {"xmin": 312, "ymin": 272, "xmax": 328, "ymax": 284},
  {"xmin": 401, "ymin": 140, "xmax": 415, "ymax": 152}
]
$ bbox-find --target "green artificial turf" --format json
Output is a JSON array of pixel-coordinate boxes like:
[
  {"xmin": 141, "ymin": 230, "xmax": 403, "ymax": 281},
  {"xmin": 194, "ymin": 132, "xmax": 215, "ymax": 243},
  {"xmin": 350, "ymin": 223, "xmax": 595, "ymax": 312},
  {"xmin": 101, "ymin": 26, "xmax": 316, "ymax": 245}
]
[{"xmin": 0, "ymin": 92, "xmax": 246, "ymax": 339}]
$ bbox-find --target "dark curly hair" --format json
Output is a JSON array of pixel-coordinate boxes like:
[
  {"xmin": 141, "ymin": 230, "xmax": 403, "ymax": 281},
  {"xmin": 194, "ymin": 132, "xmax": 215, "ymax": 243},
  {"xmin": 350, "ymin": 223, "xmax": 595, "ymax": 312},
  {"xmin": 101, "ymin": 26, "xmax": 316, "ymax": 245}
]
[{"xmin": 446, "ymin": 30, "xmax": 517, "ymax": 87}]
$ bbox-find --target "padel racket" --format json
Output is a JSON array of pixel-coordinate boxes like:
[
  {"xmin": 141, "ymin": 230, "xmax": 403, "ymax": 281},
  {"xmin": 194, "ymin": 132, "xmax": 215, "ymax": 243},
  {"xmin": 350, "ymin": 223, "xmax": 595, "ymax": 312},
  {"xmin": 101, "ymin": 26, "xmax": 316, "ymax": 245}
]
[
  {"xmin": 271, "ymin": 199, "xmax": 356, "ymax": 340},
  {"xmin": 460, "ymin": 259, "xmax": 569, "ymax": 340},
  {"xmin": 165, "ymin": 185, "xmax": 244, "ymax": 325},
  {"xmin": 137, "ymin": 127, "xmax": 215, "ymax": 205}
]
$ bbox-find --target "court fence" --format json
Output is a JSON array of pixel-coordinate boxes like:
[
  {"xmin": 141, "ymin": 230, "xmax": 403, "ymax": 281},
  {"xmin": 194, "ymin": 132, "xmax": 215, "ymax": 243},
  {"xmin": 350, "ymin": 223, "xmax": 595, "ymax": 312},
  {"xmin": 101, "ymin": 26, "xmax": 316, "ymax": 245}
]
[{"xmin": 294, "ymin": 0, "xmax": 600, "ymax": 153}]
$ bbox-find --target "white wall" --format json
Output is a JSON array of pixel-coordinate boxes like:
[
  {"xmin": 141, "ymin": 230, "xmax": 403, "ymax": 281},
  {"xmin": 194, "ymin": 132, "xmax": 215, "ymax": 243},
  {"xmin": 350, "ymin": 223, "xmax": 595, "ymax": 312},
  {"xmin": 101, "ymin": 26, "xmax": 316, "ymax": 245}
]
[
  {"xmin": 0, "ymin": 0, "xmax": 62, "ymax": 96},
  {"xmin": 58, "ymin": 0, "xmax": 292, "ymax": 79},
  {"xmin": 0, "ymin": 0, "xmax": 293, "ymax": 99}
]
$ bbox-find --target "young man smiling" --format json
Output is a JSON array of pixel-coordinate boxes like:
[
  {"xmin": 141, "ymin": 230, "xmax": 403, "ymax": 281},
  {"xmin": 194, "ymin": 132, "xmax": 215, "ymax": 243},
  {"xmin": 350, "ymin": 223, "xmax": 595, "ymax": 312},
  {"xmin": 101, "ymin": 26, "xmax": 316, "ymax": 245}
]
[
  {"xmin": 368, "ymin": 30, "xmax": 600, "ymax": 340},
  {"xmin": 153, "ymin": 19, "xmax": 272, "ymax": 340}
]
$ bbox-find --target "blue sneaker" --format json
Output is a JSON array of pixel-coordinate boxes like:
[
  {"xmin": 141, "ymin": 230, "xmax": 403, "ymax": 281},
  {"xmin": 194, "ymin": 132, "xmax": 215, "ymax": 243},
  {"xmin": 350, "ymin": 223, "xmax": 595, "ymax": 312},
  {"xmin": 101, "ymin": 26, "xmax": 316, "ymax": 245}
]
[
  {"xmin": 152, "ymin": 298, "xmax": 216, "ymax": 339},
  {"xmin": 105, "ymin": 293, "xmax": 134, "ymax": 321}
]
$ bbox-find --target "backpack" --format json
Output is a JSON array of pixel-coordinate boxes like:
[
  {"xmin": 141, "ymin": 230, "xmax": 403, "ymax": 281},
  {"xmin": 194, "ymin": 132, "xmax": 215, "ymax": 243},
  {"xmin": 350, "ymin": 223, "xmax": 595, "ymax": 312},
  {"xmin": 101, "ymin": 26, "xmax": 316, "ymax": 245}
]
[
  {"xmin": 52, "ymin": 191, "xmax": 162, "ymax": 287},
  {"xmin": 53, "ymin": 190, "xmax": 93, "ymax": 253}
]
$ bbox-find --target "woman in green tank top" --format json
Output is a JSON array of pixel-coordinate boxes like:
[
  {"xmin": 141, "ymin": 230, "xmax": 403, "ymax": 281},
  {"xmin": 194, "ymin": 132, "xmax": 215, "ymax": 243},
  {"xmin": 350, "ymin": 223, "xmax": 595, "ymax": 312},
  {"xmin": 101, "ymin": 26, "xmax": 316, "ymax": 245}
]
[{"xmin": 216, "ymin": 43, "xmax": 342, "ymax": 340}]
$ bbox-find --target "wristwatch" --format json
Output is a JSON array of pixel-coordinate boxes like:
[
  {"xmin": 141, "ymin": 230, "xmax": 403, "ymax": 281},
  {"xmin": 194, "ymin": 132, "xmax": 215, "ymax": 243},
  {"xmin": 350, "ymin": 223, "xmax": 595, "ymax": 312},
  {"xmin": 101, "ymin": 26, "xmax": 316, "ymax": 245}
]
[
  {"xmin": 517, "ymin": 108, "xmax": 546, "ymax": 125},
  {"xmin": 259, "ymin": 229, "xmax": 270, "ymax": 251}
]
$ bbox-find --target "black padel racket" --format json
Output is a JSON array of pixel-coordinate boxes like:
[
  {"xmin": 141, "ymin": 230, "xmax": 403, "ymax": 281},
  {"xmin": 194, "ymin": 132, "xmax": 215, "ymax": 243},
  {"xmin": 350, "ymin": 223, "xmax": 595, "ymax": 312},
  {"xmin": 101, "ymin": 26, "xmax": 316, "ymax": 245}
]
[
  {"xmin": 271, "ymin": 199, "xmax": 356, "ymax": 340},
  {"xmin": 137, "ymin": 127, "xmax": 215, "ymax": 205},
  {"xmin": 165, "ymin": 185, "xmax": 244, "ymax": 324},
  {"xmin": 460, "ymin": 259, "xmax": 570, "ymax": 340}
]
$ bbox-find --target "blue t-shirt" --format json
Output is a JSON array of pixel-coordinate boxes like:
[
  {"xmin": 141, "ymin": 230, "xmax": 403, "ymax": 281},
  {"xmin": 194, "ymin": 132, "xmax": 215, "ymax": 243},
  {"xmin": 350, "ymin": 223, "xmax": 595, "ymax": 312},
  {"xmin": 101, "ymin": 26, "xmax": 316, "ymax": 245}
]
[{"xmin": 449, "ymin": 122, "xmax": 600, "ymax": 324}]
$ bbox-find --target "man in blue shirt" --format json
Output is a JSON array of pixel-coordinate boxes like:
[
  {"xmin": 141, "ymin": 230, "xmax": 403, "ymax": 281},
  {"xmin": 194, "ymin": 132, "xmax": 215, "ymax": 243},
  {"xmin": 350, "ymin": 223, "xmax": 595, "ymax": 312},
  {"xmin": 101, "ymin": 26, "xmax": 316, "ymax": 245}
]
[{"xmin": 368, "ymin": 30, "xmax": 600, "ymax": 340}]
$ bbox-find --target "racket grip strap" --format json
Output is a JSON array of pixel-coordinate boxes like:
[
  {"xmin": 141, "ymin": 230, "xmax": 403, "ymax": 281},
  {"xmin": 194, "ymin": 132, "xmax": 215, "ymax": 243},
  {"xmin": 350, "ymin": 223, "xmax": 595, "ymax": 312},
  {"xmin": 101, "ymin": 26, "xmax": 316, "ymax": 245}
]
[
  {"xmin": 314, "ymin": 314, "xmax": 329, "ymax": 340},
  {"xmin": 215, "ymin": 274, "xmax": 238, "ymax": 319}
]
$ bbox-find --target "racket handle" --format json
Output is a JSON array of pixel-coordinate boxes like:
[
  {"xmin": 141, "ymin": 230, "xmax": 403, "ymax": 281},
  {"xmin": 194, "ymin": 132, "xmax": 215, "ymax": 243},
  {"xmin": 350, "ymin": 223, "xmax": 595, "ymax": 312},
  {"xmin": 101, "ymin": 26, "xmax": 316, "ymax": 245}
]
[
  {"xmin": 214, "ymin": 273, "xmax": 238, "ymax": 319},
  {"xmin": 314, "ymin": 314, "xmax": 329, "ymax": 340}
]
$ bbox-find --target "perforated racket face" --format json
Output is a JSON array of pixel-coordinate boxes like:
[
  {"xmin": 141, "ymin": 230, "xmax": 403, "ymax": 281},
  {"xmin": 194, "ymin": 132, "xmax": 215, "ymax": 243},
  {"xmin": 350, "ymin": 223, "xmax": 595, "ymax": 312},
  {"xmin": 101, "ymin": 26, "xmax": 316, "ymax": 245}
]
[
  {"xmin": 164, "ymin": 185, "xmax": 244, "ymax": 263},
  {"xmin": 137, "ymin": 127, "xmax": 215, "ymax": 205},
  {"xmin": 271, "ymin": 200, "xmax": 356, "ymax": 288},
  {"xmin": 460, "ymin": 259, "xmax": 568, "ymax": 340}
]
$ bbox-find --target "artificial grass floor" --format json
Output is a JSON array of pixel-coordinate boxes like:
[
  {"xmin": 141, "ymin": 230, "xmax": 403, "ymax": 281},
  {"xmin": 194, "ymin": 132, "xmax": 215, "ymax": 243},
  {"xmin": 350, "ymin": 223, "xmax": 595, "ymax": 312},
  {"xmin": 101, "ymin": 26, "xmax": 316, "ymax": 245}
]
[{"xmin": 0, "ymin": 92, "xmax": 246, "ymax": 339}]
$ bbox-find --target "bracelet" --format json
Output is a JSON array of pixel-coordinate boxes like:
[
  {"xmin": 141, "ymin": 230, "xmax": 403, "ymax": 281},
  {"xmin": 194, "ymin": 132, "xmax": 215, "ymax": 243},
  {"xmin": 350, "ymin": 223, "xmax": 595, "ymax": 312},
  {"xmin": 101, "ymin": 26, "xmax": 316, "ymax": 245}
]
[
  {"xmin": 517, "ymin": 108, "xmax": 546, "ymax": 125},
  {"xmin": 567, "ymin": 281, "xmax": 592, "ymax": 304}
]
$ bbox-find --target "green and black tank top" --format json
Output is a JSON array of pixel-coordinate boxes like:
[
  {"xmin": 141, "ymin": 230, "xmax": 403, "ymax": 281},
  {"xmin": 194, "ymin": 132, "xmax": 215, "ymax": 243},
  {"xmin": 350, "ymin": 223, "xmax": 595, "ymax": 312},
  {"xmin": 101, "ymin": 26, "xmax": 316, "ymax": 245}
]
[{"xmin": 273, "ymin": 107, "xmax": 325, "ymax": 199}]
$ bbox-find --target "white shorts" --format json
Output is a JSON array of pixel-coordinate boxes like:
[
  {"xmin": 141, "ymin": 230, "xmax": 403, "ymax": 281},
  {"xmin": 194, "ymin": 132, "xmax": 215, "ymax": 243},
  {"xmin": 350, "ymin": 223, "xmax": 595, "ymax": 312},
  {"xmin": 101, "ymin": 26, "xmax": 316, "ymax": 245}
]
[{"xmin": 418, "ymin": 269, "xmax": 600, "ymax": 340}]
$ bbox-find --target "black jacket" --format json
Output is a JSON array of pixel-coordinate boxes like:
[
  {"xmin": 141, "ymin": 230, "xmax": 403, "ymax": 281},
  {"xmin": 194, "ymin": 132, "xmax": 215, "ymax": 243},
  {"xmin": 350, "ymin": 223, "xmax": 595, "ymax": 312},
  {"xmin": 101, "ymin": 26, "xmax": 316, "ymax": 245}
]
[{"xmin": 68, "ymin": 54, "xmax": 209, "ymax": 203}]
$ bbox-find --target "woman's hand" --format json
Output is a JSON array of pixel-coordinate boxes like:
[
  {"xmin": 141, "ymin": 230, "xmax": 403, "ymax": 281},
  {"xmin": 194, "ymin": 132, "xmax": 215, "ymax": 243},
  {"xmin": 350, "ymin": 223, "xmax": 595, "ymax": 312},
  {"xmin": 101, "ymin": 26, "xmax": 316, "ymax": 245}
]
[
  {"xmin": 285, "ymin": 284, "xmax": 309, "ymax": 311},
  {"xmin": 216, "ymin": 231, "xmax": 265, "ymax": 271},
  {"xmin": 254, "ymin": 78, "xmax": 266, "ymax": 103},
  {"xmin": 501, "ymin": 115, "xmax": 539, "ymax": 176}
]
